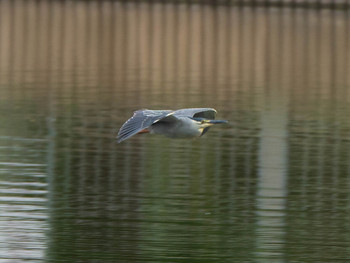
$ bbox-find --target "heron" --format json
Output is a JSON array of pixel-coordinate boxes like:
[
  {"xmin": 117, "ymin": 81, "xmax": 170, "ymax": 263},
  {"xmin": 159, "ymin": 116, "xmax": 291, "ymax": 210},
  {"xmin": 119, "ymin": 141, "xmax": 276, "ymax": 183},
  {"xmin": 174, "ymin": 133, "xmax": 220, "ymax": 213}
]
[{"xmin": 117, "ymin": 108, "xmax": 227, "ymax": 143}]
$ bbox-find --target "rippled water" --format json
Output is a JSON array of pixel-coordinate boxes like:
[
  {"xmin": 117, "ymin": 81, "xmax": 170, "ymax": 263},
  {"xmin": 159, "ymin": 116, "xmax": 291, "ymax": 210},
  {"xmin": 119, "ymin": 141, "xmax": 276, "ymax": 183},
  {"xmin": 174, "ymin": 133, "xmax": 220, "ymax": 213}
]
[{"xmin": 1, "ymin": 1, "xmax": 350, "ymax": 262}]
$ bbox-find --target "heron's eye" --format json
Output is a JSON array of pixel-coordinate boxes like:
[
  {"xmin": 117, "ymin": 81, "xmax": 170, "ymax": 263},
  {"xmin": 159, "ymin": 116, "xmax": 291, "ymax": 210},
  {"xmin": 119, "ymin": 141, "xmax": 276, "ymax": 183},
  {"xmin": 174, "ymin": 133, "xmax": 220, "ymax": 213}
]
[{"xmin": 201, "ymin": 120, "xmax": 206, "ymax": 124}]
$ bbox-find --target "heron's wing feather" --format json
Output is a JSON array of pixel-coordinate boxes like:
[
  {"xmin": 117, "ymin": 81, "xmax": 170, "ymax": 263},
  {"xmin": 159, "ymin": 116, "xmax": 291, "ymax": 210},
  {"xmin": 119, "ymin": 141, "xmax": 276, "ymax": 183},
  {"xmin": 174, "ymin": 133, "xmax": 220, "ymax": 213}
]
[
  {"xmin": 173, "ymin": 108, "xmax": 217, "ymax": 119},
  {"xmin": 117, "ymin": 109, "xmax": 173, "ymax": 143},
  {"xmin": 154, "ymin": 114, "xmax": 179, "ymax": 123}
]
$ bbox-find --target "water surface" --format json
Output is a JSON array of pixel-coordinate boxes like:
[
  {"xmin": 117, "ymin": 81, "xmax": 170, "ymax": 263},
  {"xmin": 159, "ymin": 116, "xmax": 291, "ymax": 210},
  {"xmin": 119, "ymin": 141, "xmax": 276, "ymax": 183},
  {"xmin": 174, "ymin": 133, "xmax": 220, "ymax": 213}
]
[{"xmin": 0, "ymin": 1, "xmax": 350, "ymax": 262}]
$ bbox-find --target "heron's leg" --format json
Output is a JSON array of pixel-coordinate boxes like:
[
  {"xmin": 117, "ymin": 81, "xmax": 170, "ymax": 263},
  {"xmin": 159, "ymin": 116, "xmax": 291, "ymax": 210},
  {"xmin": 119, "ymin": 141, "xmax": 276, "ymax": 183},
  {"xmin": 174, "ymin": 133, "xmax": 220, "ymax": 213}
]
[{"xmin": 137, "ymin": 129, "xmax": 149, "ymax": 134}]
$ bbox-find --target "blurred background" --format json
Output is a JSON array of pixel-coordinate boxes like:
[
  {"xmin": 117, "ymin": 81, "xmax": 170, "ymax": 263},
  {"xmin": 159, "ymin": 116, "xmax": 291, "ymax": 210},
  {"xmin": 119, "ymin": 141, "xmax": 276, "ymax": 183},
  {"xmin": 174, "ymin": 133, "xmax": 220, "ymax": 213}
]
[{"xmin": 0, "ymin": 0, "xmax": 350, "ymax": 262}]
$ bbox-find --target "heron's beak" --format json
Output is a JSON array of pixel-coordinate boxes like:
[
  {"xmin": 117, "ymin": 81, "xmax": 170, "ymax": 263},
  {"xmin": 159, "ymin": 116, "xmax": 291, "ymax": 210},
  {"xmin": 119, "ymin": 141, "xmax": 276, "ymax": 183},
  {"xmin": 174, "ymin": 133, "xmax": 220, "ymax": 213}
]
[
  {"xmin": 201, "ymin": 119, "xmax": 228, "ymax": 128},
  {"xmin": 206, "ymin": 120, "xmax": 228, "ymax": 125}
]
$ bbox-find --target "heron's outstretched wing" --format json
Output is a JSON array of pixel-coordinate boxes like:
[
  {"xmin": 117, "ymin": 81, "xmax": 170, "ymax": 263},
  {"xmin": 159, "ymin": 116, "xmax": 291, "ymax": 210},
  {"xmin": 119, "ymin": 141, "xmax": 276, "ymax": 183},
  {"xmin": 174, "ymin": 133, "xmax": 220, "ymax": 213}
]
[
  {"xmin": 117, "ymin": 109, "xmax": 174, "ymax": 143},
  {"xmin": 173, "ymin": 108, "xmax": 217, "ymax": 119}
]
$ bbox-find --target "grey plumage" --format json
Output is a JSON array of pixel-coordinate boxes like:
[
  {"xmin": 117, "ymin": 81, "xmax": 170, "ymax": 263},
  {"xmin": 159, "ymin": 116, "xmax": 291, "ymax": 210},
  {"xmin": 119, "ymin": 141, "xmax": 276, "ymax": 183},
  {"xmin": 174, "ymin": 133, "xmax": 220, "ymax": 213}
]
[{"xmin": 117, "ymin": 108, "xmax": 226, "ymax": 143}]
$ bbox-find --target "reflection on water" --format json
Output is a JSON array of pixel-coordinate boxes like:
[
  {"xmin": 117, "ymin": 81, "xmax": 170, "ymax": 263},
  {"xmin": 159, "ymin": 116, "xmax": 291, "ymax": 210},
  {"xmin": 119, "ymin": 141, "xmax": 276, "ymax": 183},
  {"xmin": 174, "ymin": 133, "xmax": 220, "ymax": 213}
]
[
  {"xmin": 0, "ymin": 139, "xmax": 48, "ymax": 261},
  {"xmin": 1, "ymin": 1, "xmax": 350, "ymax": 262}
]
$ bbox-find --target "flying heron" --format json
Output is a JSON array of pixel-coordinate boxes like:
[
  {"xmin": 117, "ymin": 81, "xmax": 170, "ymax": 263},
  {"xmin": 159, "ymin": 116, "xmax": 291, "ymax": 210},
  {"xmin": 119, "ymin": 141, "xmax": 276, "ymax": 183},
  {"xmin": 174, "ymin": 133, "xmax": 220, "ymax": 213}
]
[{"xmin": 117, "ymin": 108, "xmax": 227, "ymax": 143}]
